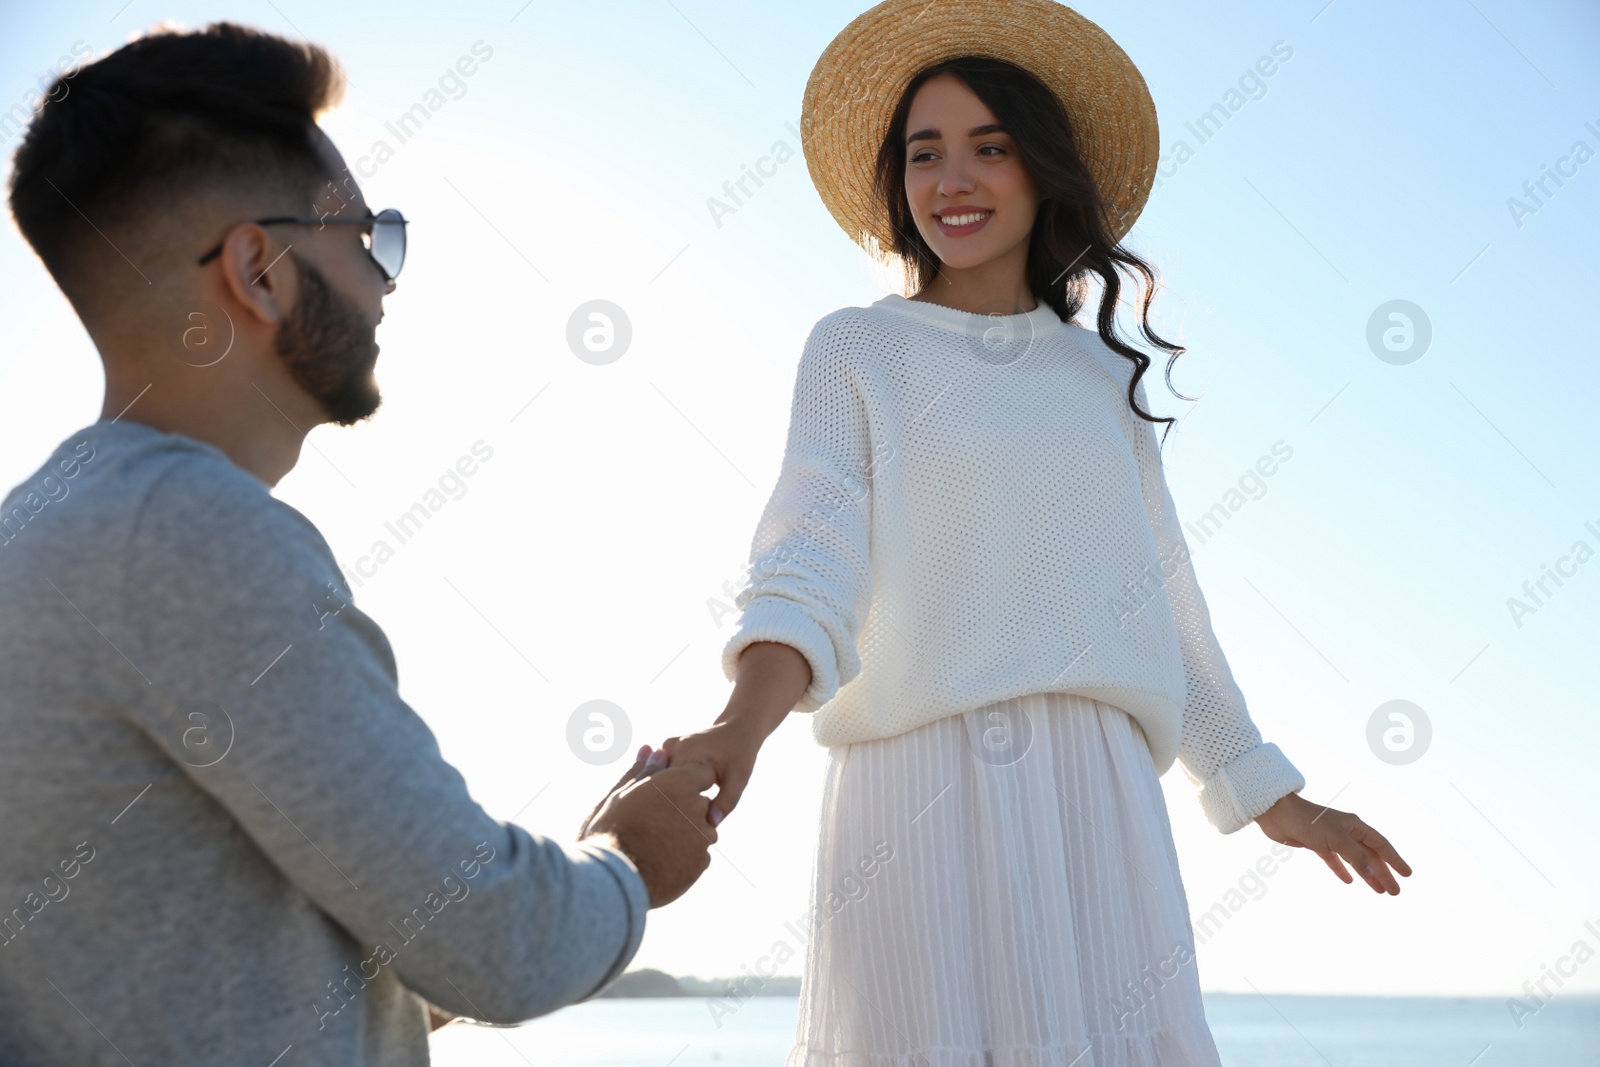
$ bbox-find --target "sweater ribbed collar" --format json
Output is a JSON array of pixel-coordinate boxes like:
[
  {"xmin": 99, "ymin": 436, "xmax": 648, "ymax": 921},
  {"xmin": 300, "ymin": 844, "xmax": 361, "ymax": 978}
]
[{"xmin": 872, "ymin": 292, "xmax": 1063, "ymax": 338}]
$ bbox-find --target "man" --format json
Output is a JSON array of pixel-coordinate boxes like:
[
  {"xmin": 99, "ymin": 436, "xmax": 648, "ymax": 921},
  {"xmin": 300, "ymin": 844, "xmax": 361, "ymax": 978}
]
[{"xmin": 0, "ymin": 22, "xmax": 716, "ymax": 1065}]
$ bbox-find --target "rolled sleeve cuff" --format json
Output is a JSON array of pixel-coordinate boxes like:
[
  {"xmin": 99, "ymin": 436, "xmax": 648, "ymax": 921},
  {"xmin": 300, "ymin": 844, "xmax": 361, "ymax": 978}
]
[
  {"xmin": 1196, "ymin": 742, "xmax": 1306, "ymax": 834},
  {"xmin": 720, "ymin": 596, "xmax": 846, "ymax": 713},
  {"xmin": 570, "ymin": 841, "xmax": 650, "ymax": 1000}
]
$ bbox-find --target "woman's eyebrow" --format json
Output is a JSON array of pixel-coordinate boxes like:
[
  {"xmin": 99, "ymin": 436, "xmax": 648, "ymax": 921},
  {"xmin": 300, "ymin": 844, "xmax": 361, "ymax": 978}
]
[{"xmin": 907, "ymin": 122, "xmax": 1008, "ymax": 145}]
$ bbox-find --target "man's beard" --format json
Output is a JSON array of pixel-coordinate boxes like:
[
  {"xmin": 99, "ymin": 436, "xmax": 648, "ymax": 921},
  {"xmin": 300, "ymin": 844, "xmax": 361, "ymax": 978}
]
[{"xmin": 274, "ymin": 252, "xmax": 382, "ymax": 426}]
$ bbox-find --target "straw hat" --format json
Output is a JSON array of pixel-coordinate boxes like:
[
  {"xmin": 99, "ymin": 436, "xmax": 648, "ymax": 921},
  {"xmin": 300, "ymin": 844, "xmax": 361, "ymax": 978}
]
[{"xmin": 800, "ymin": 0, "xmax": 1159, "ymax": 256}]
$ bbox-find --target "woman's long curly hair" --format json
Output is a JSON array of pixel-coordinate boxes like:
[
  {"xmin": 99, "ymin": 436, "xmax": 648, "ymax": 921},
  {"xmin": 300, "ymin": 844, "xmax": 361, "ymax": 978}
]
[{"xmin": 874, "ymin": 55, "xmax": 1191, "ymax": 442}]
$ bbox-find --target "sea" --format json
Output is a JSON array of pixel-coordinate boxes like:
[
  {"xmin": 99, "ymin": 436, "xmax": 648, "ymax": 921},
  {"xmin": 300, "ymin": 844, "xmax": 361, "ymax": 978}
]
[{"xmin": 429, "ymin": 993, "xmax": 1600, "ymax": 1066}]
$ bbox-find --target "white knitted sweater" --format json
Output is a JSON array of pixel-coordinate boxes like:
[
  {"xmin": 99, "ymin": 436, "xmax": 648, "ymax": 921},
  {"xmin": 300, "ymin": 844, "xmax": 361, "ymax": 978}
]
[{"xmin": 722, "ymin": 293, "xmax": 1305, "ymax": 833}]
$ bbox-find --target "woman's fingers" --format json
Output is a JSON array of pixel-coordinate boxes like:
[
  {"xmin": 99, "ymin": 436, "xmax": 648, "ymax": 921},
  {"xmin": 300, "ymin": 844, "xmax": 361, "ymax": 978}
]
[
  {"xmin": 1315, "ymin": 848, "xmax": 1353, "ymax": 884},
  {"xmin": 1331, "ymin": 831, "xmax": 1393, "ymax": 894},
  {"xmin": 1357, "ymin": 839, "xmax": 1402, "ymax": 895},
  {"xmin": 1360, "ymin": 849, "xmax": 1398, "ymax": 895},
  {"xmin": 1352, "ymin": 820, "xmax": 1413, "ymax": 880},
  {"xmin": 1340, "ymin": 842, "xmax": 1384, "ymax": 893},
  {"xmin": 652, "ymin": 736, "xmax": 727, "ymax": 824},
  {"xmin": 1337, "ymin": 818, "xmax": 1405, "ymax": 894},
  {"xmin": 1279, "ymin": 806, "xmax": 1411, "ymax": 895},
  {"xmin": 711, "ymin": 762, "xmax": 756, "ymax": 823},
  {"xmin": 692, "ymin": 759, "xmax": 744, "ymax": 827},
  {"xmin": 651, "ymin": 727, "xmax": 764, "ymax": 828}
]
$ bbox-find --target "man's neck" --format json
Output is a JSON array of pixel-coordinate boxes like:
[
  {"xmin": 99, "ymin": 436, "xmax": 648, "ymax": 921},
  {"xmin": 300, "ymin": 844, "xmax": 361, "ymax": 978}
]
[{"xmin": 99, "ymin": 366, "xmax": 316, "ymax": 489}]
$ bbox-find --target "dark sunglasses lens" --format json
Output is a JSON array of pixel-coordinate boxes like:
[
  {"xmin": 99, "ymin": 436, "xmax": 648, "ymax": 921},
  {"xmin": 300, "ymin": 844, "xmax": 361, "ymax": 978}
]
[{"xmin": 370, "ymin": 210, "xmax": 406, "ymax": 279}]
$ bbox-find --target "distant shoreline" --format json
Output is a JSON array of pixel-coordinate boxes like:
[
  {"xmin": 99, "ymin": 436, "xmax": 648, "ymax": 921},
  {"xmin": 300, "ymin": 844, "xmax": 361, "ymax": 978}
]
[
  {"xmin": 596, "ymin": 968, "xmax": 801, "ymax": 999},
  {"xmin": 595, "ymin": 971, "xmax": 1600, "ymax": 1003}
]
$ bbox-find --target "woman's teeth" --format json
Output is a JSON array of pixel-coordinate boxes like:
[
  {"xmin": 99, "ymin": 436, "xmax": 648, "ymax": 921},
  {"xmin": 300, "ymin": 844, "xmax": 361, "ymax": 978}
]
[{"xmin": 941, "ymin": 211, "xmax": 991, "ymax": 226}]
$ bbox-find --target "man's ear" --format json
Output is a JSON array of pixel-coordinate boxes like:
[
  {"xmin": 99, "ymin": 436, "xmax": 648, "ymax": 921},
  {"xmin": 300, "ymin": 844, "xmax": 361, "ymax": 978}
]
[{"xmin": 215, "ymin": 224, "xmax": 296, "ymax": 328}]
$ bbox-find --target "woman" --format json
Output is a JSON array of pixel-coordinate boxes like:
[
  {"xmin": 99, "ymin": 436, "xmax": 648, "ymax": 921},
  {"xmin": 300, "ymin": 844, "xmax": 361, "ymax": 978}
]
[{"xmin": 660, "ymin": 1, "xmax": 1411, "ymax": 1062}]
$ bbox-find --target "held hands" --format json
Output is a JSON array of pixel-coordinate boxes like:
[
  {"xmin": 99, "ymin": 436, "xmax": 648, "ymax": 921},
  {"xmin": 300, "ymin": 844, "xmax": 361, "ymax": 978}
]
[
  {"xmin": 646, "ymin": 641, "xmax": 811, "ymax": 828},
  {"xmin": 579, "ymin": 744, "xmax": 719, "ymax": 908},
  {"xmin": 574, "ymin": 641, "xmax": 808, "ymax": 909},
  {"xmin": 1254, "ymin": 792, "xmax": 1413, "ymax": 895},
  {"xmin": 656, "ymin": 719, "xmax": 765, "ymax": 828}
]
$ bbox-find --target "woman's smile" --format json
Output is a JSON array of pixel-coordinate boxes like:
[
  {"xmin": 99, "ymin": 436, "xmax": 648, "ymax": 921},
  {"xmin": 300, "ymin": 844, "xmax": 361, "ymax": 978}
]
[{"xmin": 934, "ymin": 205, "xmax": 994, "ymax": 236}]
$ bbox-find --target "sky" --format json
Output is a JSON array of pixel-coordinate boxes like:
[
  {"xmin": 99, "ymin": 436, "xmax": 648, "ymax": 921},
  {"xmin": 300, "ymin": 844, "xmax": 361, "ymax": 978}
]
[{"xmin": 1, "ymin": 0, "xmax": 1597, "ymax": 1011}]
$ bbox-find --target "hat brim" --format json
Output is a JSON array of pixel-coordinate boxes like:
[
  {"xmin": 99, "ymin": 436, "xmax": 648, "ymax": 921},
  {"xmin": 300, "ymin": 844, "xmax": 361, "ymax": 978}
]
[{"xmin": 800, "ymin": 0, "xmax": 1159, "ymax": 257}]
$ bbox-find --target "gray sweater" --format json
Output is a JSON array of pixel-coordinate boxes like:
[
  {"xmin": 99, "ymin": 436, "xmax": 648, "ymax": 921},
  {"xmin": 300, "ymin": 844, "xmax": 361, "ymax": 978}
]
[{"xmin": 0, "ymin": 420, "xmax": 649, "ymax": 1065}]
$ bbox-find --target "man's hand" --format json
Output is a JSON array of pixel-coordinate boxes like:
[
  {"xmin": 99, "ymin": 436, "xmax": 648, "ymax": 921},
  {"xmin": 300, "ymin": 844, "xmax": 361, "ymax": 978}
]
[
  {"xmin": 658, "ymin": 721, "xmax": 764, "ymax": 827},
  {"xmin": 580, "ymin": 745, "xmax": 718, "ymax": 908},
  {"xmin": 1255, "ymin": 792, "xmax": 1413, "ymax": 895}
]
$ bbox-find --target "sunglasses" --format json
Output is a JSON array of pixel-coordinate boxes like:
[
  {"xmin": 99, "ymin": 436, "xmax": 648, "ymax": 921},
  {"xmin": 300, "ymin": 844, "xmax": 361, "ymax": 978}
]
[{"xmin": 197, "ymin": 208, "xmax": 408, "ymax": 281}]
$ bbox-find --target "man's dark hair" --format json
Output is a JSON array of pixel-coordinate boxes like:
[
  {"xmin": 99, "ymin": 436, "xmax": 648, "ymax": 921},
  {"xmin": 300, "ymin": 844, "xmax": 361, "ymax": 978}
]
[{"xmin": 8, "ymin": 22, "xmax": 343, "ymax": 304}]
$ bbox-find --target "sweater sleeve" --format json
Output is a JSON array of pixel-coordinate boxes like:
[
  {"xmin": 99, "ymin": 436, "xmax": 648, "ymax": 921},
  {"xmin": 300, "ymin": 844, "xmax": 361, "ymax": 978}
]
[
  {"xmin": 721, "ymin": 316, "xmax": 876, "ymax": 712},
  {"xmin": 1127, "ymin": 380, "xmax": 1305, "ymax": 833},
  {"xmin": 117, "ymin": 453, "xmax": 649, "ymax": 1024}
]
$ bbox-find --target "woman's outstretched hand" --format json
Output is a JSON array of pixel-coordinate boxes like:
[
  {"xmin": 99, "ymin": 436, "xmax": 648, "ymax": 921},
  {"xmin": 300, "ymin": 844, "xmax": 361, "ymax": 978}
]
[
  {"xmin": 1254, "ymin": 793, "xmax": 1413, "ymax": 895},
  {"xmin": 656, "ymin": 641, "xmax": 813, "ymax": 828},
  {"xmin": 659, "ymin": 721, "xmax": 764, "ymax": 827}
]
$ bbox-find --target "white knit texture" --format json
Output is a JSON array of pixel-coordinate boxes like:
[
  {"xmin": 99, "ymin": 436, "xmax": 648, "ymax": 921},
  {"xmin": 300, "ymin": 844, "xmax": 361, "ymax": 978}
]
[{"xmin": 723, "ymin": 294, "xmax": 1304, "ymax": 833}]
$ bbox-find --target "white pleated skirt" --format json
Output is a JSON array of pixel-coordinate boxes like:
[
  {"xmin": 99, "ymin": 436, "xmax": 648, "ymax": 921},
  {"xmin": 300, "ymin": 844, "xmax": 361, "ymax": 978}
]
[{"xmin": 788, "ymin": 692, "xmax": 1221, "ymax": 1067}]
